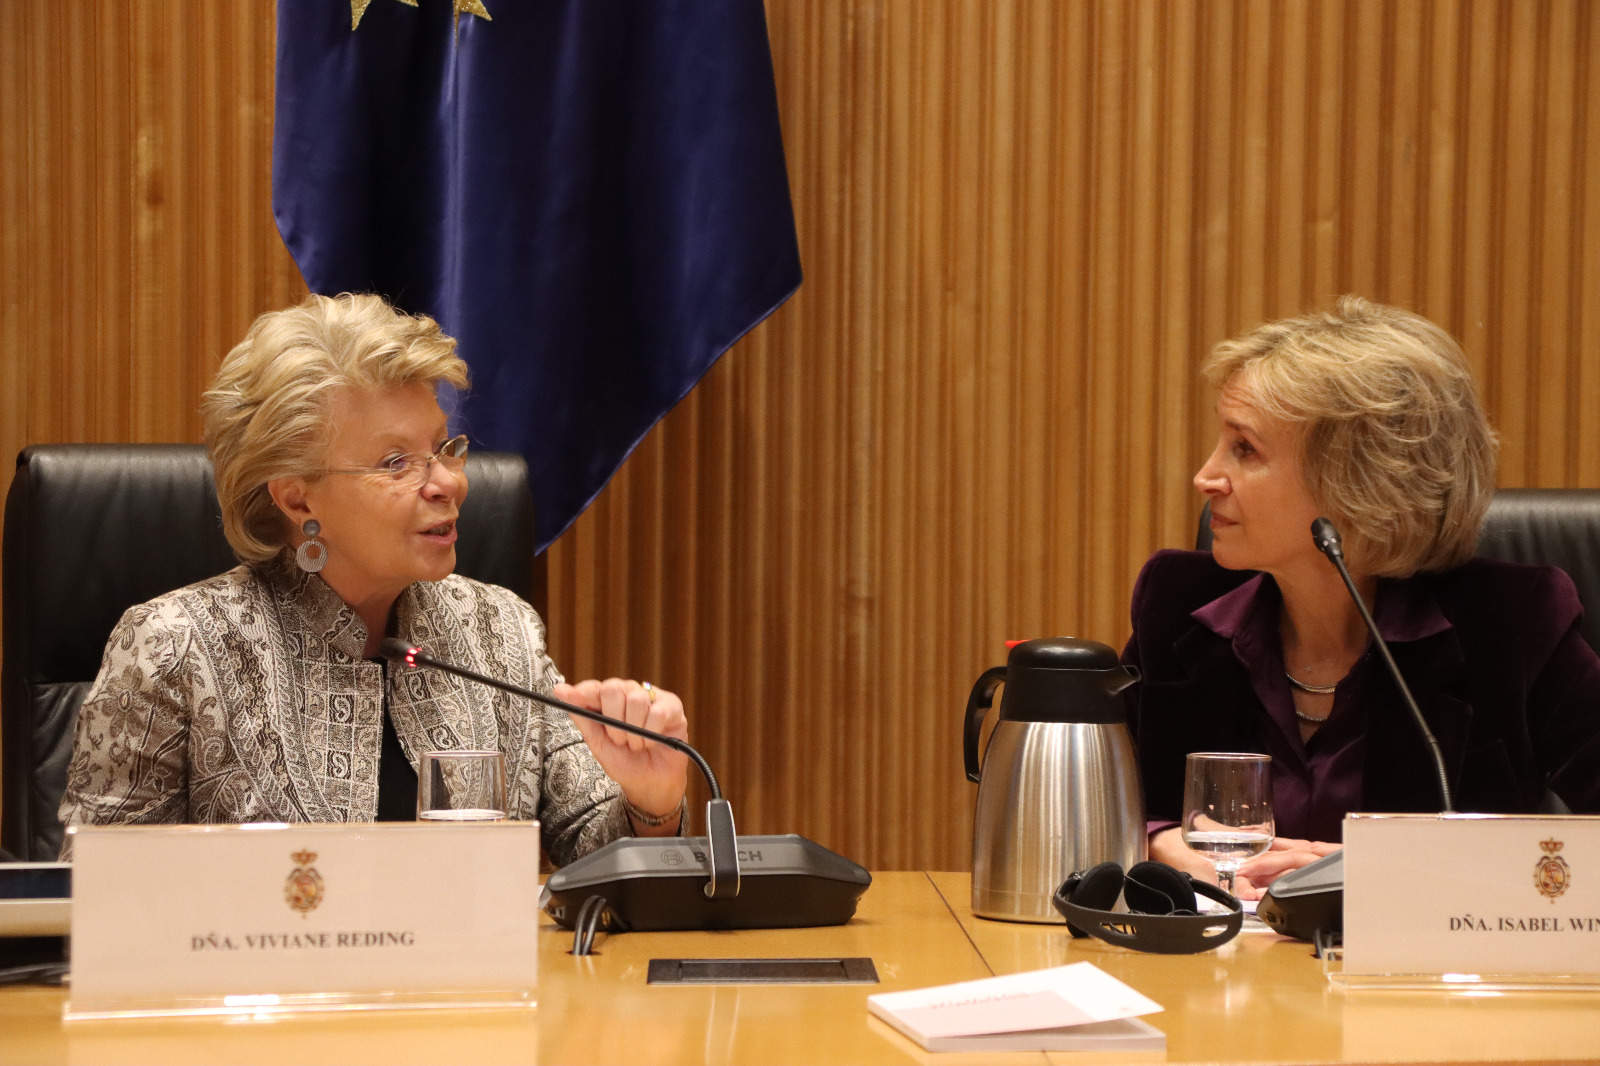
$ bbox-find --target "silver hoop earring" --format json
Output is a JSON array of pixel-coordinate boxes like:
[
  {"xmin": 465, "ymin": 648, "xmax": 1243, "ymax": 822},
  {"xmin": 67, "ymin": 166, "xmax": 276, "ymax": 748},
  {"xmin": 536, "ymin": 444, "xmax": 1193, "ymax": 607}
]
[{"xmin": 295, "ymin": 519, "xmax": 328, "ymax": 574}]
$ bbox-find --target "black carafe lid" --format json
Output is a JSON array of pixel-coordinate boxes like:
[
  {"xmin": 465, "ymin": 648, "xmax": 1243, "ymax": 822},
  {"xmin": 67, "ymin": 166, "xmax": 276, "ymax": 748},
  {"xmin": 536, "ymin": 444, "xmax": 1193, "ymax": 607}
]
[{"xmin": 996, "ymin": 637, "xmax": 1137, "ymax": 725}]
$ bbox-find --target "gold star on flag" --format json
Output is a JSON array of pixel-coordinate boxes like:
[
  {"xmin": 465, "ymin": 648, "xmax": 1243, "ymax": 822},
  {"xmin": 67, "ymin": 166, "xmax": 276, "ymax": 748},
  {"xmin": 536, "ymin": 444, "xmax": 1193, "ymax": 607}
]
[
  {"xmin": 350, "ymin": 0, "xmax": 492, "ymax": 32},
  {"xmin": 350, "ymin": 0, "xmax": 415, "ymax": 31}
]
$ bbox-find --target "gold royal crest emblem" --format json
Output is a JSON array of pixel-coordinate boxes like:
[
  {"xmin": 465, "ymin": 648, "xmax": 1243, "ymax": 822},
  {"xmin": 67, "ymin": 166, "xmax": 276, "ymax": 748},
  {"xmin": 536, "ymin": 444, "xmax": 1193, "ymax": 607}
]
[
  {"xmin": 285, "ymin": 849, "xmax": 325, "ymax": 917},
  {"xmin": 1533, "ymin": 838, "xmax": 1571, "ymax": 902}
]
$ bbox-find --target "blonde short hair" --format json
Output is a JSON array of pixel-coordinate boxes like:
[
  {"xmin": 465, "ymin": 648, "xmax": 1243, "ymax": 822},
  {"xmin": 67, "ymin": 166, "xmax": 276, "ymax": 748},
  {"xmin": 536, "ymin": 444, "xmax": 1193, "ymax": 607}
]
[
  {"xmin": 1204, "ymin": 295, "xmax": 1497, "ymax": 577},
  {"xmin": 201, "ymin": 293, "xmax": 471, "ymax": 563}
]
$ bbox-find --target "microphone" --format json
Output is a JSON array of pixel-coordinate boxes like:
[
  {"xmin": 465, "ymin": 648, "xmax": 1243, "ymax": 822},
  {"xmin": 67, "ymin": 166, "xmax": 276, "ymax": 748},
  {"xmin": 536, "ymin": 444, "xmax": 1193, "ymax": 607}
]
[
  {"xmin": 1258, "ymin": 517, "xmax": 1455, "ymax": 943},
  {"xmin": 379, "ymin": 639, "xmax": 870, "ymax": 936},
  {"xmin": 379, "ymin": 637, "xmax": 740, "ymax": 897},
  {"xmin": 1309, "ymin": 515, "xmax": 1343, "ymax": 559},
  {"xmin": 1306, "ymin": 518, "xmax": 1453, "ymax": 811}
]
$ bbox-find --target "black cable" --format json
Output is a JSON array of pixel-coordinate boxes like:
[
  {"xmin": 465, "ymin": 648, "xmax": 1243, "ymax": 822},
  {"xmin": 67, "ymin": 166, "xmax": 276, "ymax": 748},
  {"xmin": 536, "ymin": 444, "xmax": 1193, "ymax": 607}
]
[
  {"xmin": 0, "ymin": 961, "xmax": 68, "ymax": 986},
  {"xmin": 571, "ymin": 893, "xmax": 607, "ymax": 956}
]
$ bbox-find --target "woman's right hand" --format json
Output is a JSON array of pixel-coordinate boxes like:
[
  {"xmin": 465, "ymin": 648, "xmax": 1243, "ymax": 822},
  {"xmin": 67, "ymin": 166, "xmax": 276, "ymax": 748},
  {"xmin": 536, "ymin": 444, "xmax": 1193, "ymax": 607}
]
[
  {"xmin": 1149, "ymin": 826, "xmax": 1270, "ymax": 899},
  {"xmin": 1151, "ymin": 827, "xmax": 1339, "ymax": 900}
]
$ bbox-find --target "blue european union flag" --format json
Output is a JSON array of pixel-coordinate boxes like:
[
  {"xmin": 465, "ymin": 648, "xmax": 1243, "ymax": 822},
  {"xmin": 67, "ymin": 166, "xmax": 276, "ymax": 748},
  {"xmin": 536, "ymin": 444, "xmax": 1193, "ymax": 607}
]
[{"xmin": 273, "ymin": 0, "xmax": 801, "ymax": 549}]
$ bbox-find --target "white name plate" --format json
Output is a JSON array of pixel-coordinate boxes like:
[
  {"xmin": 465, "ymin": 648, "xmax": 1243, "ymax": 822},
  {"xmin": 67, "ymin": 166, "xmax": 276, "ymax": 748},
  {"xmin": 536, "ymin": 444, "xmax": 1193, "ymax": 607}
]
[
  {"xmin": 1343, "ymin": 813, "xmax": 1600, "ymax": 977},
  {"xmin": 66, "ymin": 821, "xmax": 541, "ymax": 1019}
]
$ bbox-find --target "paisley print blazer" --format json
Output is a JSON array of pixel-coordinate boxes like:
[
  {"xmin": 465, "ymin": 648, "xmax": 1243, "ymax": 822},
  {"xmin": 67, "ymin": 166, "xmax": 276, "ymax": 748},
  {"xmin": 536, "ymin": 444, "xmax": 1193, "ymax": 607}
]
[{"xmin": 58, "ymin": 559, "xmax": 627, "ymax": 866}]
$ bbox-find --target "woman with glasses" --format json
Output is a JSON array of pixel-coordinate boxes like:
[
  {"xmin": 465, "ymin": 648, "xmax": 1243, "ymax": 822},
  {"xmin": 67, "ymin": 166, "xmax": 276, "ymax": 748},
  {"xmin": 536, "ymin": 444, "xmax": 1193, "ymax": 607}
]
[{"xmin": 58, "ymin": 293, "xmax": 688, "ymax": 864}]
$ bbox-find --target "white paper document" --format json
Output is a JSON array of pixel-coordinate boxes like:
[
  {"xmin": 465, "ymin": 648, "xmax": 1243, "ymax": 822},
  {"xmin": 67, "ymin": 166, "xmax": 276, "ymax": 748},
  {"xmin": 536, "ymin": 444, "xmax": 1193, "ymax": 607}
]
[{"xmin": 866, "ymin": 961, "xmax": 1165, "ymax": 1053}]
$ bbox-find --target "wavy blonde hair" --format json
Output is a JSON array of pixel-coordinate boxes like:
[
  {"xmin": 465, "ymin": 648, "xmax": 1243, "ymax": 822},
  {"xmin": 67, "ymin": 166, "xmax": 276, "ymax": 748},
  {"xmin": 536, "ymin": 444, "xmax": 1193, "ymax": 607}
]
[
  {"xmin": 1204, "ymin": 295, "xmax": 1497, "ymax": 577},
  {"xmin": 201, "ymin": 293, "xmax": 470, "ymax": 563}
]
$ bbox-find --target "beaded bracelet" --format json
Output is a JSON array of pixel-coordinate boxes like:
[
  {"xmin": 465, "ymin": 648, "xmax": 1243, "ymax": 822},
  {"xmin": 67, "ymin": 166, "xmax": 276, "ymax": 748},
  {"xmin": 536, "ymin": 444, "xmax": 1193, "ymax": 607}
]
[{"xmin": 623, "ymin": 793, "xmax": 688, "ymax": 831}]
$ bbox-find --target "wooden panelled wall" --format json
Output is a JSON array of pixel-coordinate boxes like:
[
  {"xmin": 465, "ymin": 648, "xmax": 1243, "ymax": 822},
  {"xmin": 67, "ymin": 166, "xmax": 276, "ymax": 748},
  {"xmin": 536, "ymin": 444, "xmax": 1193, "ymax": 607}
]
[{"xmin": 3, "ymin": 2, "xmax": 1597, "ymax": 871}]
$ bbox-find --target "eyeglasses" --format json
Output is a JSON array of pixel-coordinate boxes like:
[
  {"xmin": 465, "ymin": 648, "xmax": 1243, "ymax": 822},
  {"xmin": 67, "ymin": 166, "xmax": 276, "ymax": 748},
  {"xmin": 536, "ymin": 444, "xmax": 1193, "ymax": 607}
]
[{"xmin": 322, "ymin": 434, "xmax": 470, "ymax": 491}]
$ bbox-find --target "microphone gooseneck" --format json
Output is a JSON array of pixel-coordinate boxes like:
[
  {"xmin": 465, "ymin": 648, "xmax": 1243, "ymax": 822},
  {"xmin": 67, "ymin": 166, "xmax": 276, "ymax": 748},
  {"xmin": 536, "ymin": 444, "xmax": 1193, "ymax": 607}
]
[
  {"xmin": 378, "ymin": 637, "xmax": 741, "ymax": 899},
  {"xmin": 1308, "ymin": 518, "xmax": 1455, "ymax": 812},
  {"xmin": 378, "ymin": 637, "xmax": 721, "ymax": 798}
]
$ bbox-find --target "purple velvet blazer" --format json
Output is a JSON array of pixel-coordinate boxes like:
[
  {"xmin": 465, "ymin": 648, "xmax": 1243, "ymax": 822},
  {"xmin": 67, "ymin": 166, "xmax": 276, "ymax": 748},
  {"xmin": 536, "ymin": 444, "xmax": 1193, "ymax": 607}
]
[{"xmin": 1123, "ymin": 550, "xmax": 1600, "ymax": 838}]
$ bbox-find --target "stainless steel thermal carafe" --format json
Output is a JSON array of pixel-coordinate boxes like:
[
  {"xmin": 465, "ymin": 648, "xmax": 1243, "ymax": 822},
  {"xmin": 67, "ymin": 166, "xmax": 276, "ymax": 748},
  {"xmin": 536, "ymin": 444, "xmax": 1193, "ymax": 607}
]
[{"xmin": 964, "ymin": 637, "xmax": 1145, "ymax": 922}]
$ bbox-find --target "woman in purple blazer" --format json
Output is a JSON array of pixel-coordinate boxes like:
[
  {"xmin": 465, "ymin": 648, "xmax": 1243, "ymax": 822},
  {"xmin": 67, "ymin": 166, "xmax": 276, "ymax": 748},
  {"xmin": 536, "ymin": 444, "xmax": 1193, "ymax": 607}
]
[{"xmin": 1126, "ymin": 297, "xmax": 1600, "ymax": 899}]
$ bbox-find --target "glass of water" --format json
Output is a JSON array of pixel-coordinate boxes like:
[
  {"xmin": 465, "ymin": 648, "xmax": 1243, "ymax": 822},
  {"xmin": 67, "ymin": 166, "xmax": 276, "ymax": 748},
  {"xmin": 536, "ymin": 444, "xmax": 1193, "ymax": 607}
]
[
  {"xmin": 1181, "ymin": 752, "xmax": 1274, "ymax": 895},
  {"xmin": 417, "ymin": 750, "xmax": 507, "ymax": 822}
]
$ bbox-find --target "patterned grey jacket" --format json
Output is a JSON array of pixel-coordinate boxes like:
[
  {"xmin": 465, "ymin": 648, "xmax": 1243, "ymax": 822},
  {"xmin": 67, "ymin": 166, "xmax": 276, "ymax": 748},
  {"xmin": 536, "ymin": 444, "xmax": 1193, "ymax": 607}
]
[{"xmin": 58, "ymin": 558, "xmax": 627, "ymax": 865}]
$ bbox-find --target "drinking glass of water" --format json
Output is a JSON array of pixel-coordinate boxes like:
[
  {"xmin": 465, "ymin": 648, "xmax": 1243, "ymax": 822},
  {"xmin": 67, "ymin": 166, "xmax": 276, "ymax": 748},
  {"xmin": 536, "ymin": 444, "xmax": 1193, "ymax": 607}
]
[
  {"xmin": 418, "ymin": 750, "xmax": 507, "ymax": 822},
  {"xmin": 1181, "ymin": 752, "xmax": 1273, "ymax": 895}
]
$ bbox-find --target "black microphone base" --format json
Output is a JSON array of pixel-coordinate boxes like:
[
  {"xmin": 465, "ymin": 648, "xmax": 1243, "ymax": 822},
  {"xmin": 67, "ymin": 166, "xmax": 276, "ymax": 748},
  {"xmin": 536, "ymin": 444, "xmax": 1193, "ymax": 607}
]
[
  {"xmin": 540, "ymin": 834, "xmax": 872, "ymax": 932},
  {"xmin": 1256, "ymin": 850, "xmax": 1343, "ymax": 942}
]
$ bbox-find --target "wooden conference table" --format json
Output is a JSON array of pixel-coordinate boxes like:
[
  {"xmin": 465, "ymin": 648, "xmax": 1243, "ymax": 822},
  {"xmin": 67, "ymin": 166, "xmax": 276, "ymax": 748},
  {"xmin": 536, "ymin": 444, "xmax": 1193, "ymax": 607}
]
[{"xmin": 2, "ymin": 871, "xmax": 1598, "ymax": 1065}]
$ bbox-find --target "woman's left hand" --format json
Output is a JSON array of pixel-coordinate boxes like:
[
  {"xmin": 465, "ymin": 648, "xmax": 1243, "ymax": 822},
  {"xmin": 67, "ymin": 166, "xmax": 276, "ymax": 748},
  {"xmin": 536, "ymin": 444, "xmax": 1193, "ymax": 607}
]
[{"xmin": 555, "ymin": 677, "xmax": 689, "ymax": 835}]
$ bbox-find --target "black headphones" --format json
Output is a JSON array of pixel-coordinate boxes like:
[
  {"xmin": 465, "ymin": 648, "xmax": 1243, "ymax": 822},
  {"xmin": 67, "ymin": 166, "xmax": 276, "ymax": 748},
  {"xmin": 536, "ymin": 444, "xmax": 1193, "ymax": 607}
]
[{"xmin": 1052, "ymin": 860, "xmax": 1245, "ymax": 955}]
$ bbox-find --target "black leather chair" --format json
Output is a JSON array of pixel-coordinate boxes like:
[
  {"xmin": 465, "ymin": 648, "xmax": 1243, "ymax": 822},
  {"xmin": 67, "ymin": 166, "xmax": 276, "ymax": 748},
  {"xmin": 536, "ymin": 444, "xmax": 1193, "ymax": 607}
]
[
  {"xmin": 1, "ymin": 444, "xmax": 535, "ymax": 861},
  {"xmin": 1195, "ymin": 489, "xmax": 1600, "ymax": 653}
]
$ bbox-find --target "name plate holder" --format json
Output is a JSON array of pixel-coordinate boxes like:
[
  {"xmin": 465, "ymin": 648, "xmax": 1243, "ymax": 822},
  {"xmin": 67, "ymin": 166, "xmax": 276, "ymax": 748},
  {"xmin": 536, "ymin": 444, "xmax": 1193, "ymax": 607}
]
[
  {"xmin": 65, "ymin": 821, "xmax": 541, "ymax": 1020},
  {"xmin": 1329, "ymin": 813, "xmax": 1600, "ymax": 992}
]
